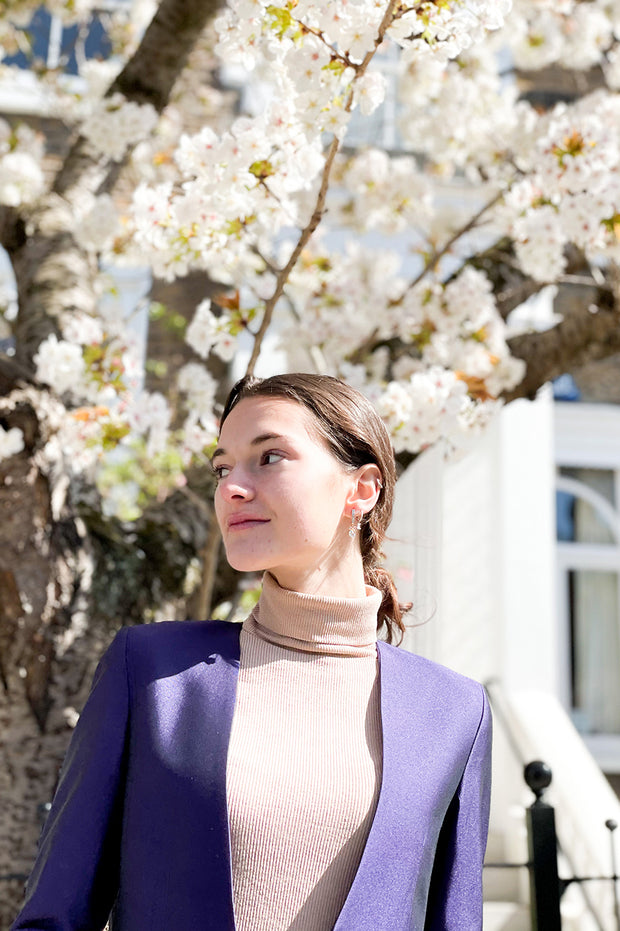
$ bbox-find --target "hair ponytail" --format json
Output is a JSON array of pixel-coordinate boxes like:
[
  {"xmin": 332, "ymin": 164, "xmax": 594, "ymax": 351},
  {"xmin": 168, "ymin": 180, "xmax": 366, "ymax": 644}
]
[
  {"xmin": 362, "ymin": 565, "xmax": 407, "ymax": 644},
  {"xmin": 360, "ymin": 496, "xmax": 411, "ymax": 645}
]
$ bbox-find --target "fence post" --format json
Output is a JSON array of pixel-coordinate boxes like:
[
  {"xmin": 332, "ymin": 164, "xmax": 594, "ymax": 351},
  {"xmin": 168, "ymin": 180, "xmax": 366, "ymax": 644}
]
[
  {"xmin": 525, "ymin": 760, "xmax": 562, "ymax": 931},
  {"xmin": 606, "ymin": 819, "xmax": 620, "ymax": 931}
]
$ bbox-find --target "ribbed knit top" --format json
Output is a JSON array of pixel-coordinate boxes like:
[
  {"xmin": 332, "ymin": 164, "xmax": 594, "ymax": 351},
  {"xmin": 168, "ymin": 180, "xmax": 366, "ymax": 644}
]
[{"xmin": 226, "ymin": 572, "xmax": 383, "ymax": 931}]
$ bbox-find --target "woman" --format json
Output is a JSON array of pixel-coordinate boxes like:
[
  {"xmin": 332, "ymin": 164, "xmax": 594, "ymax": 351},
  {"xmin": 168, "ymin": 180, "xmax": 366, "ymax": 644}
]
[{"xmin": 12, "ymin": 373, "xmax": 492, "ymax": 931}]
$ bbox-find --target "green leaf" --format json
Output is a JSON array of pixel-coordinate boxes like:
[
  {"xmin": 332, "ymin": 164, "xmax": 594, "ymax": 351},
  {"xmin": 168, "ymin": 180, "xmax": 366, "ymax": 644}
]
[{"xmin": 249, "ymin": 159, "xmax": 275, "ymax": 180}]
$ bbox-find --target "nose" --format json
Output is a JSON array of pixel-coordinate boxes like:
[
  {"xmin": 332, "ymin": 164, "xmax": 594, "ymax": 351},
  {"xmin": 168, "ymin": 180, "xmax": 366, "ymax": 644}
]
[{"xmin": 217, "ymin": 469, "xmax": 255, "ymax": 502}]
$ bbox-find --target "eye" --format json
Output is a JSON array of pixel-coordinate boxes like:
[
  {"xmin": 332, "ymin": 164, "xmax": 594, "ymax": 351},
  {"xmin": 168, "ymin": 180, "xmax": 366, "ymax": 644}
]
[
  {"xmin": 212, "ymin": 464, "xmax": 230, "ymax": 480},
  {"xmin": 261, "ymin": 451, "xmax": 283, "ymax": 466}
]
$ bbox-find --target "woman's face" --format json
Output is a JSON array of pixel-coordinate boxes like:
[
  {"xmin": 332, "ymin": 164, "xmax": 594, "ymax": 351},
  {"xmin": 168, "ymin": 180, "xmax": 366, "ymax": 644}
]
[{"xmin": 213, "ymin": 396, "xmax": 360, "ymax": 592}]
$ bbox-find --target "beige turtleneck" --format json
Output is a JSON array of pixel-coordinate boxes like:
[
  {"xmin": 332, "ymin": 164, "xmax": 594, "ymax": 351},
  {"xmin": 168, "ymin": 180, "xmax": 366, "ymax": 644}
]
[{"xmin": 225, "ymin": 572, "xmax": 383, "ymax": 931}]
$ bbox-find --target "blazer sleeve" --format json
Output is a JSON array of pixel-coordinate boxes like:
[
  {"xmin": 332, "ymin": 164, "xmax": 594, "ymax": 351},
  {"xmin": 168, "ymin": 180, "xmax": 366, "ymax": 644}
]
[
  {"xmin": 11, "ymin": 627, "xmax": 131, "ymax": 931},
  {"xmin": 424, "ymin": 686, "xmax": 493, "ymax": 931}
]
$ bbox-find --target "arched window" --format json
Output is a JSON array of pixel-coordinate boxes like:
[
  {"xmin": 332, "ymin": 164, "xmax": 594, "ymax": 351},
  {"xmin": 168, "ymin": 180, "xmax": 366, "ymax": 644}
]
[{"xmin": 555, "ymin": 404, "xmax": 620, "ymax": 769}]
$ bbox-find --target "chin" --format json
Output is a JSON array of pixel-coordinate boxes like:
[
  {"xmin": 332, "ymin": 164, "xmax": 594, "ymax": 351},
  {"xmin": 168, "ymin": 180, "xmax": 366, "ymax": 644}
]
[{"xmin": 223, "ymin": 549, "xmax": 270, "ymax": 574}]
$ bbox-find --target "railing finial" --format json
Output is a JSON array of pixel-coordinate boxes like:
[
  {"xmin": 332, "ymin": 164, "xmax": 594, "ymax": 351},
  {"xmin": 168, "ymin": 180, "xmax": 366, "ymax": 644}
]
[{"xmin": 524, "ymin": 760, "xmax": 553, "ymax": 801}]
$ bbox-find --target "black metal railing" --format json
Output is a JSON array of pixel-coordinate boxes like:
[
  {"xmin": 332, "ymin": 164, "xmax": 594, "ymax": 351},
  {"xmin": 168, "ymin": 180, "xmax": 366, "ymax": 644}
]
[{"xmin": 485, "ymin": 759, "xmax": 620, "ymax": 931}]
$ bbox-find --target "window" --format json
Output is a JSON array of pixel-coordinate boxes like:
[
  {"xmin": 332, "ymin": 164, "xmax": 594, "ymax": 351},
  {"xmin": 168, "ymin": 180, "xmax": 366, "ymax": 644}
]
[
  {"xmin": 557, "ymin": 466, "xmax": 620, "ymax": 735},
  {"xmin": 555, "ymin": 405, "xmax": 620, "ymax": 770},
  {"xmin": 2, "ymin": 3, "xmax": 130, "ymax": 76}
]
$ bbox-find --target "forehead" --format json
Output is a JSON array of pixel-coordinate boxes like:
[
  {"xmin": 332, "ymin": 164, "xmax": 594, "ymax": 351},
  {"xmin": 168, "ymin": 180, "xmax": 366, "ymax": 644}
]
[{"xmin": 217, "ymin": 396, "xmax": 325, "ymax": 448}]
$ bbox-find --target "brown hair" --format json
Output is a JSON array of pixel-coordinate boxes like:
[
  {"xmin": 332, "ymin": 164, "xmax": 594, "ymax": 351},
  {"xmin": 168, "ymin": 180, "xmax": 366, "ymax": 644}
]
[{"xmin": 219, "ymin": 373, "xmax": 409, "ymax": 645}]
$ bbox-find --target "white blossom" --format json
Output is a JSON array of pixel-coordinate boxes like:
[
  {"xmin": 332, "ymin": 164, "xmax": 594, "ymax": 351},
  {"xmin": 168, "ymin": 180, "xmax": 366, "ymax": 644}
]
[
  {"xmin": 81, "ymin": 94, "xmax": 159, "ymax": 161},
  {"xmin": 0, "ymin": 425, "xmax": 24, "ymax": 462},
  {"xmin": 8, "ymin": 0, "xmax": 615, "ymax": 479},
  {"xmin": 513, "ymin": 207, "xmax": 567, "ymax": 282},
  {"xmin": 34, "ymin": 335, "xmax": 87, "ymax": 396},
  {"xmin": 177, "ymin": 362, "xmax": 217, "ymax": 415},
  {"xmin": 375, "ymin": 369, "xmax": 469, "ymax": 454},
  {"xmin": 125, "ymin": 391, "xmax": 171, "ymax": 456},
  {"xmin": 186, "ymin": 300, "xmax": 239, "ymax": 362},
  {"xmin": 181, "ymin": 411, "xmax": 218, "ymax": 465},
  {"xmin": 0, "ymin": 152, "xmax": 45, "ymax": 206},
  {"xmin": 75, "ymin": 195, "xmax": 121, "ymax": 254},
  {"xmin": 60, "ymin": 313, "xmax": 105, "ymax": 346}
]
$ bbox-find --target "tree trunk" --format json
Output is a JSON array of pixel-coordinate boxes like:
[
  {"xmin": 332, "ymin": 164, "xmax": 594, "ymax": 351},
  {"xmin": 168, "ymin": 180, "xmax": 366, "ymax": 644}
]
[
  {"xmin": 0, "ymin": 399, "xmax": 112, "ymax": 922},
  {"xmin": 0, "ymin": 392, "xmax": 218, "ymax": 921},
  {"xmin": 0, "ymin": 0, "xmax": 225, "ymax": 920}
]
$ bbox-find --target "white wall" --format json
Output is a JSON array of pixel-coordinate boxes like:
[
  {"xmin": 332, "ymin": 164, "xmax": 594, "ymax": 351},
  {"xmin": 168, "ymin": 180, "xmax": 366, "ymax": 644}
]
[
  {"xmin": 496, "ymin": 391, "xmax": 559, "ymax": 695},
  {"xmin": 384, "ymin": 442, "xmax": 444, "ymax": 660},
  {"xmin": 388, "ymin": 393, "xmax": 561, "ymax": 866},
  {"xmin": 388, "ymin": 391, "xmax": 559, "ymax": 692},
  {"xmin": 438, "ymin": 420, "xmax": 504, "ymax": 684}
]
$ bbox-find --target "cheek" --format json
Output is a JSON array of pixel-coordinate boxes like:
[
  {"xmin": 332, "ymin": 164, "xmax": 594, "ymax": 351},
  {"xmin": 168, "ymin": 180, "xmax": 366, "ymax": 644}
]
[
  {"xmin": 213, "ymin": 489, "xmax": 225, "ymax": 529},
  {"xmin": 302, "ymin": 482, "xmax": 348, "ymax": 531}
]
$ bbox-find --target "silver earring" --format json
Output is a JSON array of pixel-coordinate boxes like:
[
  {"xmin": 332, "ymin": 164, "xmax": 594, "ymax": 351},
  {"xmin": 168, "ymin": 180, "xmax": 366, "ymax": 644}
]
[{"xmin": 349, "ymin": 508, "xmax": 363, "ymax": 538}]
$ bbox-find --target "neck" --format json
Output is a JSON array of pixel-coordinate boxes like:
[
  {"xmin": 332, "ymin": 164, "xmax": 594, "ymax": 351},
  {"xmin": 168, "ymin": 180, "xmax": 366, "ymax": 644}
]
[
  {"xmin": 244, "ymin": 571, "xmax": 381, "ymax": 657},
  {"xmin": 270, "ymin": 552, "xmax": 368, "ymax": 599}
]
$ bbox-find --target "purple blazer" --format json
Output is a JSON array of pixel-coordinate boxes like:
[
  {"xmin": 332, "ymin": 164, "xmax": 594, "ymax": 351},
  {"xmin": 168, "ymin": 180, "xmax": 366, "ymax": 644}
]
[{"xmin": 11, "ymin": 620, "xmax": 492, "ymax": 931}]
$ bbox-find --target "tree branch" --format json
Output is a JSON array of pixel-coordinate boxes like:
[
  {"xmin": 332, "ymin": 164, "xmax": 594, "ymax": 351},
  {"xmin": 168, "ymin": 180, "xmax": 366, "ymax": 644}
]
[
  {"xmin": 112, "ymin": 0, "xmax": 224, "ymax": 111},
  {"xmin": 245, "ymin": 0, "xmax": 400, "ymax": 374},
  {"xmin": 53, "ymin": 0, "xmax": 225, "ymax": 199},
  {"xmin": 12, "ymin": 0, "xmax": 226, "ymax": 371},
  {"xmin": 197, "ymin": 520, "xmax": 221, "ymax": 619},
  {"xmin": 0, "ymin": 206, "xmax": 26, "ymax": 255},
  {"xmin": 503, "ymin": 278, "xmax": 620, "ymax": 401},
  {"xmin": 408, "ymin": 187, "xmax": 506, "ymax": 291},
  {"xmin": 245, "ymin": 135, "xmax": 341, "ymax": 375},
  {"xmin": 0, "ymin": 355, "xmax": 35, "ymax": 396}
]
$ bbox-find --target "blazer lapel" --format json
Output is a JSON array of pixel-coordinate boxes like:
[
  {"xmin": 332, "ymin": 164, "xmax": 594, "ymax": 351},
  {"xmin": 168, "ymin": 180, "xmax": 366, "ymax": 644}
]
[
  {"xmin": 130, "ymin": 621, "xmax": 242, "ymax": 930},
  {"xmin": 334, "ymin": 643, "xmax": 465, "ymax": 931}
]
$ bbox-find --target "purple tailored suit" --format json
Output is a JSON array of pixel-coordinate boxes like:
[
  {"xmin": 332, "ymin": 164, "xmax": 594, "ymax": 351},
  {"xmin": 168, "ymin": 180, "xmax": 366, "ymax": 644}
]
[{"xmin": 11, "ymin": 619, "xmax": 492, "ymax": 931}]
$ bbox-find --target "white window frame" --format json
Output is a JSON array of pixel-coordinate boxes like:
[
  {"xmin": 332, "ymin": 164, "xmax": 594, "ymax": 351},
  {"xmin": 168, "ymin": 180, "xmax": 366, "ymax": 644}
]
[
  {"xmin": 0, "ymin": 2, "xmax": 132, "ymax": 114},
  {"xmin": 554, "ymin": 402, "xmax": 620, "ymax": 771}
]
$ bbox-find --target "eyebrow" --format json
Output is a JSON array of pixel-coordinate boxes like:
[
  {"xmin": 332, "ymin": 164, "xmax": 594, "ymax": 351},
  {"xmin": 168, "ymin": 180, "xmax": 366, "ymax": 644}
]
[{"xmin": 211, "ymin": 432, "xmax": 286, "ymax": 461}]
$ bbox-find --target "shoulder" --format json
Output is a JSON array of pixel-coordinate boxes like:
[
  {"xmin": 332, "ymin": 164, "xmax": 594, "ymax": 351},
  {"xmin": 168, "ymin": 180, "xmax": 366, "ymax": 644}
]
[
  {"xmin": 377, "ymin": 641, "xmax": 488, "ymax": 725},
  {"xmin": 377, "ymin": 640, "xmax": 484, "ymax": 692},
  {"xmin": 110, "ymin": 619, "xmax": 241, "ymax": 677},
  {"xmin": 123, "ymin": 618, "xmax": 241, "ymax": 643}
]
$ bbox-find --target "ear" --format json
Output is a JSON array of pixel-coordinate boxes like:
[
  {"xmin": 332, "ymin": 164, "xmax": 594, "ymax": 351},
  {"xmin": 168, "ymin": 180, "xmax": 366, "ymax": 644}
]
[{"xmin": 346, "ymin": 464, "xmax": 383, "ymax": 517}]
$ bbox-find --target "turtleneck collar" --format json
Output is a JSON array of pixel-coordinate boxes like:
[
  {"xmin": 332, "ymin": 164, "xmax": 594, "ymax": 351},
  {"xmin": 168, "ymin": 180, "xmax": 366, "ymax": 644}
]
[{"xmin": 243, "ymin": 571, "xmax": 381, "ymax": 657}]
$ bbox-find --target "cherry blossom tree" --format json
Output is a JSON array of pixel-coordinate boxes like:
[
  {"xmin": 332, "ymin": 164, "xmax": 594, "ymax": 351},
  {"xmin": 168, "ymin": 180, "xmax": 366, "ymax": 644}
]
[{"xmin": 1, "ymin": 0, "xmax": 620, "ymax": 915}]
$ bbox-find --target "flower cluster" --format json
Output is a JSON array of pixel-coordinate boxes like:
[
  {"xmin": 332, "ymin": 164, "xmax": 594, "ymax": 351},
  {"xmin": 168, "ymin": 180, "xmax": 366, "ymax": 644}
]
[
  {"xmin": 335, "ymin": 148, "xmax": 434, "ymax": 234},
  {"xmin": 398, "ymin": 44, "xmax": 527, "ymax": 180},
  {"xmin": 278, "ymin": 247, "xmax": 525, "ymax": 451},
  {"xmin": 185, "ymin": 300, "xmax": 240, "ymax": 362},
  {"xmin": 0, "ymin": 120, "xmax": 45, "ymax": 207},
  {"xmin": 505, "ymin": 0, "xmax": 616, "ymax": 72},
  {"xmin": 399, "ymin": 267, "xmax": 526, "ymax": 395},
  {"xmin": 18, "ymin": 0, "xmax": 620, "ymax": 521},
  {"xmin": 131, "ymin": 0, "xmax": 510, "ymax": 283},
  {"xmin": 499, "ymin": 92, "xmax": 620, "ymax": 280},
  {"xmin": 131, "ymin": 106, "xmax": 328, "ymax": 283},
  {"xmin": 75, "ymin": 195, "xmax": 122, "ymax": 255},
  {"xmin": 81, "ymin": 94, "xmax": 159, "ymax": 162},
  {"xmin": 34, "ymin": 335, "xmax": 88, "ymax": 398},
  {"xmin": 372, "ymin": 369, "xmax": 469, "ymax": 453},
  {"xmin": 177, "ymin": 363, "xmax": 219, "ymax": 465}
]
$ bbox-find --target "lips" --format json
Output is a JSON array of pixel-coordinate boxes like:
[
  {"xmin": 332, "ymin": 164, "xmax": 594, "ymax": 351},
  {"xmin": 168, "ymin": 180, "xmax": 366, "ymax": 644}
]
[{"xmin": 226, "ymin": 514, "xmax": 270, "ymax": 530}]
